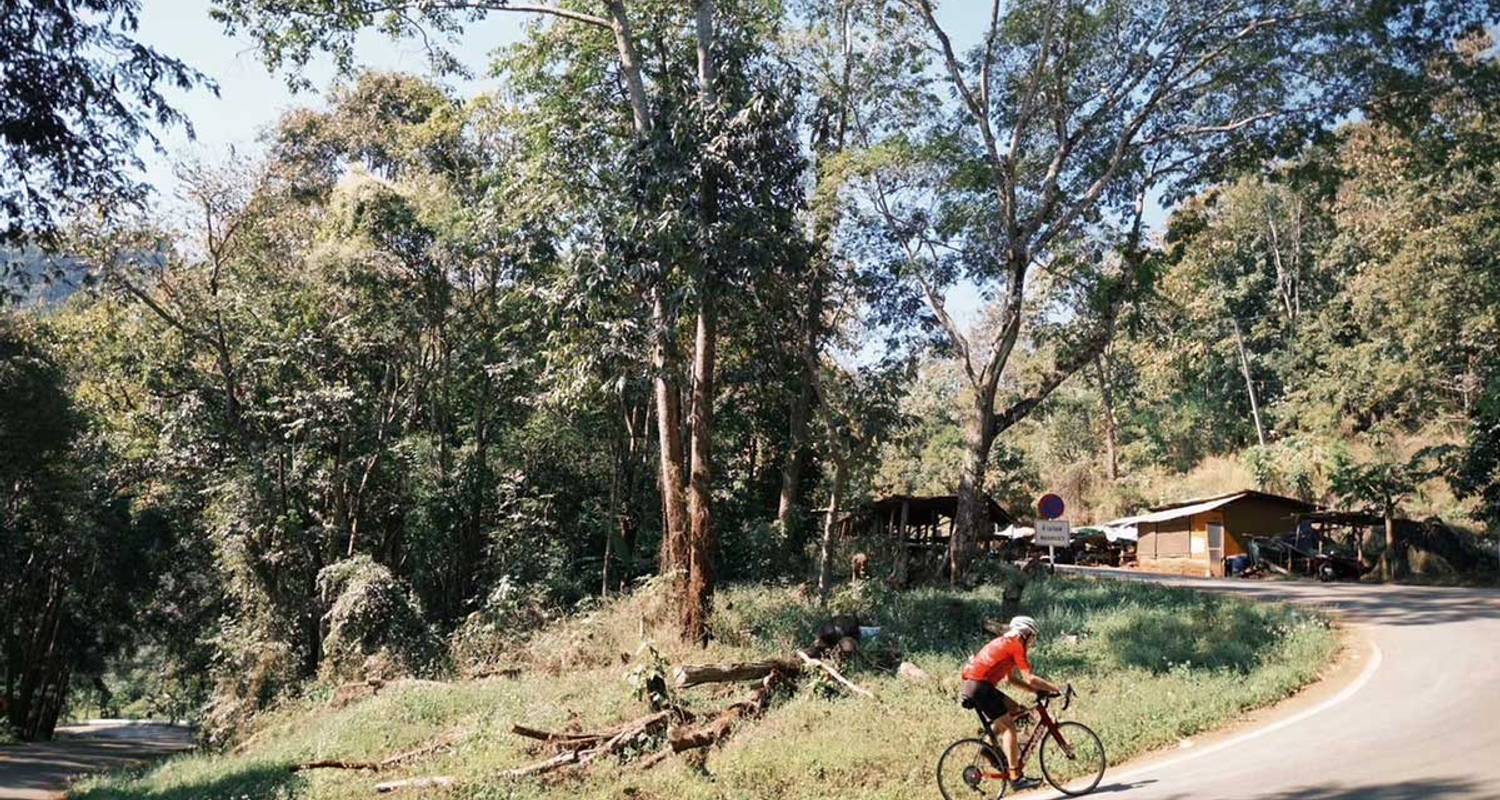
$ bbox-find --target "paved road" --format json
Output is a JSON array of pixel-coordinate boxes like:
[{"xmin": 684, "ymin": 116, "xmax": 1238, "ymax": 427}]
[
  {"xmin": 0, "ymin": 721, "xmax": 193, "ymax": 800},
  {"xmin": 1045, "ymin": 570, "xmax": 1500, "ymax": 800}
]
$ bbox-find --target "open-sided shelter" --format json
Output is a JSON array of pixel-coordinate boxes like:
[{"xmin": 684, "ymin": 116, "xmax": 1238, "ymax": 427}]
[
  {"xmin": 838, "ymin": 494, "xmax": 1015, "ymax": 583},
  {"xmin": 851, "ymin": 494, "xmax": 1014, "ymax": 545}
]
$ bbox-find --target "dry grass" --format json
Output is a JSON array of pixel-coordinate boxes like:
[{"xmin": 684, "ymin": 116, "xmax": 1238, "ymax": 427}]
[{"xmin": 75, "ymin": 575, "xmax": 1338, "ymax": 800}]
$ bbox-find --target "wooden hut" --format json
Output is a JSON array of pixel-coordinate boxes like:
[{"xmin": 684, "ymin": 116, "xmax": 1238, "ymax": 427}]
[
  {"xmin": 839, "ymin": 494, "xmax": 1014, "ymax": 583},
  {"xmin": 1110, "ymin": 490, "xmax": 1316, "ymax": 577}
]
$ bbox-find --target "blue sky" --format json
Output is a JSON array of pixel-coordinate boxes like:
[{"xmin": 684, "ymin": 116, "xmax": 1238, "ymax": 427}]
[
  {"xmin": 132, "ymin": 3, "xmax": 1000, "ymax": 326},
  {"xmin": 136, "ymin": 3, "xmax": 986, "ymax": 189}
]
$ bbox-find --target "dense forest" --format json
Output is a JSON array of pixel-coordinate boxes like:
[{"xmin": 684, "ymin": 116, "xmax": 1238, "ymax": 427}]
[{"xmin": 4, "ymin": 0, "xmax": 1499, "ymax": 744}]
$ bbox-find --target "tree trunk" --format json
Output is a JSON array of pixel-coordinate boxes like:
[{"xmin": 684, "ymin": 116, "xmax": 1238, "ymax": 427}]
[
  {"xmin": 601, "ymin": 522, "xmax": 614, "ymax": 598},
  {"xmin": 890, "ymin": 503, "xmax": 909, "ymax": 588},
  {"xmin": 1231, "ymin": 317, "xmax": 1267, "ymax": 447},
  {"xmin": 604, "ymin": 1, "xmax": 651, "ymax": 137},
  {"xmin": 682, "ymin": 0, "xmax": 718, "ymax": 646},
  {"xmin": 684, "ymin": 291, "xmax": 717, "ymax": 643},
  {"xmin": 951, "ymin": 395, "xmax": 998, "ymax": 585},
  {"xmin": 653, "ymin": 292, "xmax": 690, "ymax": 578},
  {"xmin": 817, "ymin": 452, "xmax": 849, "ymax": 598},
  {"xmin": 617, "ymin": 399, "xmax": 643, "ymax": 592},
  {"xmin": 1382, "ymin": 509, "xmax": 1402, "ymax": 581},
  {"xmin": 674, "ymin": 658, "xmax": 802, "ymax": 689},
  {"xmin": 1093, "ymin": 354, "xmax": 1120, "ymax": 480},
  {"xmin": 777, "ymin": 264, "xmax": 826, "ymax": 539},
  {"xmin": 776, "ymin": 342, "xmax": 815, "ymax": 535}
]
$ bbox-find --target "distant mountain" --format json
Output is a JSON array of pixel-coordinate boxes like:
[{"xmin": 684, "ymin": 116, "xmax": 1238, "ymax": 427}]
[
  {"xmin": 2, "ymin": 250, "xmax": 91, "ymax": 308},
  {"xmin": 3, "ymin": 249, "xmax": 165, "ymax": 310}
]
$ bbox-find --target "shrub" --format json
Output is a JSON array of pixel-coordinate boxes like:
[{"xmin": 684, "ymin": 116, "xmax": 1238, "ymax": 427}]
[
  {"xmin": 448, "ymin": 576, "xmax": 554, "ymax": 673},
  {"xmin": 317, "ymin": 555, "xmax": 439, "ymax": 681},
  {"xmin": 201, "ymin": 635, "xmax": 301, "ymax": 746}
]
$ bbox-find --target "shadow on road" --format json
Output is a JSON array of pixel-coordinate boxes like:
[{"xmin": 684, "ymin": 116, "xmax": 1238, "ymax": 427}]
[
  {"xmin": 68, "ymin": 763, "xmax": 305, "ymax": 800},
  {"xmin": 1060, "ymin": 568, "xmax": 1500, "ymax": 627},
  {"xmin": 1084, "ymin": 778, "xmax": 1160, "ymax": 794},
  {"xmin": 1154, "ymin": 776, "xmax": 1482, "ymax": 799}
]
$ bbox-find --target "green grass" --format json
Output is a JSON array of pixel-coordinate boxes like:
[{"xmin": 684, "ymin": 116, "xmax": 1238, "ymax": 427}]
[{"xmin": 75, "ymin": 575, "xmax": 1338, "ymax": 800}]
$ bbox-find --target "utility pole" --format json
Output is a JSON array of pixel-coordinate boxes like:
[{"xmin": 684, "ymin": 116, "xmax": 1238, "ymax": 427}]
[{"xmin": 1231, "ymin": 317, "xmax": 1267, "ymax": 447}]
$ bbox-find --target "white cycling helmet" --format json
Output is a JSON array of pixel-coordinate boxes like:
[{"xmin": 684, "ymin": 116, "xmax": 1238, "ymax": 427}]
[{"xmin": 1009, "ymin": 615, "xmax": 1040, "ymax": 639}]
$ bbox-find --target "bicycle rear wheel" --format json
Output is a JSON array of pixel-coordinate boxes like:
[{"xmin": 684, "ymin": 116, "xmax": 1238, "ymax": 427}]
[
  {"xmin": 936, "ymin": 738, "xmax": 1009, "ymax": 800},
  {"xmin": 1038, "ymin": 721, "xmax": 1106, "ymax": 796}
]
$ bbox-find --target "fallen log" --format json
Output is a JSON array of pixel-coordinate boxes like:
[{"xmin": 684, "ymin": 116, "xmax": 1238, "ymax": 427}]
[
  {"xmin": 374, "ymin": 776, "xmax": 455, "ymax": 793},
  {"xmin": 291, "ymin": 759, "xmax": 381, "ymax": 773},
  {"xmin": 634, "ymin": 747, "xmax": 675, "ymax": 770},
  {"xmin": 509, "ymin": 709, "xmax": 673, "ymax": 751},
  {"xmin": 470, "ymin": 665, "xmax": 523, "ymax": 680},
  {"xmin": 576, "ymin": 711, "xmax": 669, "ymax": 767},
  {"xmin": 503, "ymin": 748, "xmax": 579, "ymax": 778},
  {"xmin": 670, "ymin": 671, "xmax": 784, "ymax": 753},
  {"xmin": 508, "ymin": 724, "xmax": 602, "ymax": 749},
  {"xmin": 500, "ymin": 710, "xmax": 675, "ymax": 777},
  {"xmin": 377, "ymin": 730, "xmax": 470, "ymax": 769},
  {"xmin": 797, "ymin": 651, "xmax": 874, "ymax": 698},
  {"xmin": 673, "ymin": 658, "xmax": 801, "ymax": 689}
]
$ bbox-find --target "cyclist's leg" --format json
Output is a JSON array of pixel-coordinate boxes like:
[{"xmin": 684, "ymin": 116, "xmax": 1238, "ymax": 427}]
[
  {"xmin": 961, "ymin": 680, "xmax": 1012, "ymax": 773},
  {"xmin": 993, "ymin": 712, "xmax": 1021, "ymax": 779}
]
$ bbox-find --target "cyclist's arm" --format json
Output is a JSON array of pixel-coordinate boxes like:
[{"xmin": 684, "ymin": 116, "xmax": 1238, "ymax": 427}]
[{"xmin": 1009, "ymin": 667, "xmax": 1061, "ymax": 696}]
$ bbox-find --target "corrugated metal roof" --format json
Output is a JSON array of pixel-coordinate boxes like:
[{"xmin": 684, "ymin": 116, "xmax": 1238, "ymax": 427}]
[
  {"xmin": 1105, "ymin": 493, "xmax": 1251, "ymax": 527},
  {"xmin": 1145, "ymin": 489, "xmax": 1315, "ymax": 513}
]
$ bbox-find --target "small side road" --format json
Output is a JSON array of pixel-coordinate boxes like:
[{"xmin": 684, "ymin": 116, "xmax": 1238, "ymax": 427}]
[{"xmin": 0, "ymin": 721, "xmax": 193, "ymax": 800}]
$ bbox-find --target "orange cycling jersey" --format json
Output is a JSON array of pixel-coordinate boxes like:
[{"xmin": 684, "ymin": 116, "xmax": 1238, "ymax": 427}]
[{"xmin": 961, "ymin": 634, "xmax": 1032, "ymax": 685}]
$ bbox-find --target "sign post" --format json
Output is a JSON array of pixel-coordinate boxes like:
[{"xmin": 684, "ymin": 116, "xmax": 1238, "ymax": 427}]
[{"xmin": 1036, "ymin": 494, "xmax": 1068, "ymax": 566}]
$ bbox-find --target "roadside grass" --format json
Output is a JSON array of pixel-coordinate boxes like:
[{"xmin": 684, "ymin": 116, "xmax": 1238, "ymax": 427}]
[{"xmin": 75, "ymin": 575, "xmax": 1338, "ymax": 800}]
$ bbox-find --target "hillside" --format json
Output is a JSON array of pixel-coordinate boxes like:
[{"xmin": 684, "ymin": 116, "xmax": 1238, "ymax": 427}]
[{"xmin": 77, "ymin": 576, "xmax": 1337, "ymax": 800}]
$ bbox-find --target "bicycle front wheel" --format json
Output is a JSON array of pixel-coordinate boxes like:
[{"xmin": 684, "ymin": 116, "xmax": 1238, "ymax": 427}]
[
  {"xmin": 936, "ymin": 738, "xmax": 1009, "ymax": 800},
  {"xmin": 1038, "ymin": 721, "xmax": 1106, "ymax": 796}
]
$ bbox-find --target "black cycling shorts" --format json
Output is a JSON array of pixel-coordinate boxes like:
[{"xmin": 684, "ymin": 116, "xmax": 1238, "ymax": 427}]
[{"xmin": 960, "ymin": 679, "xmax": 1019, "ymax": 720}]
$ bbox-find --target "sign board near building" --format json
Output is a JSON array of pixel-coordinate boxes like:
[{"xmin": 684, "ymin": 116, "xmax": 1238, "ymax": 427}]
[{"xmin": 1035, "ymin": 519, "xmax": 1070, "ymax": 547}]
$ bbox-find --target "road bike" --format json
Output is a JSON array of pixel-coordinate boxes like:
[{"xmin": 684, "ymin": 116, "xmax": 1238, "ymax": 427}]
[{"xmin": 937, "ymin": 684, "xmax": 1107, "ymax": 798}]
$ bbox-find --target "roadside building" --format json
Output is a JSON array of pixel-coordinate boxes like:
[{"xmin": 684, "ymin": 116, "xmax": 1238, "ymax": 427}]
[
  {"xmin": 1107, "ymin": 490, "xmax": 1317, "ymax": 577},
  {"xmin": 838, "ymin": 494, "xmax": 1014, "ymax": 584}
]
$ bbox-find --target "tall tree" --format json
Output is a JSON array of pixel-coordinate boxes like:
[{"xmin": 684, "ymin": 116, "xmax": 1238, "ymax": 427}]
[
  {"xmin": 213, "ymin": 1, "xmax": 809, "ymax": 642},
  {"xmin": 851, "ymin": 0, "xmax": 1495, "ymax": 582}
]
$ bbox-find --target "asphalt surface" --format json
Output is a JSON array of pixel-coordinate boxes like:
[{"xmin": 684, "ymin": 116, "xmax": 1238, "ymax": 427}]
[
  {"xmin": 0, "ymin": 721, "xmax": 193, "ymax": 800},
  {"xmin": 1043, "ymin": 569, "xmax": 1500, "ymax": 800}
]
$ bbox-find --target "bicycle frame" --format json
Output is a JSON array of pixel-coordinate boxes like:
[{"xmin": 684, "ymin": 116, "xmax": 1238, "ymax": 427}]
[{"xmin": 973, "ymin": 696, "xmax": 1077, "ymax": 782}]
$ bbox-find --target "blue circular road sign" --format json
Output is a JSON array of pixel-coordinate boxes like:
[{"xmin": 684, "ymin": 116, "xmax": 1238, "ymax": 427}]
[{"xmin": 1038, "ymin": 493, "xmax": 1065, "ymax": 520}]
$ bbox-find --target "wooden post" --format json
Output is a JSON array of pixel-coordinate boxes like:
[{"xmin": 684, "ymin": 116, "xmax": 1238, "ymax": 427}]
[
  {"xmin": 1382, "ymin": 509, "xmax": 1400, "ymax": 581},
  {"xmin": 891, "ymin": 501, "xmax": 910, "ymax": 587}
]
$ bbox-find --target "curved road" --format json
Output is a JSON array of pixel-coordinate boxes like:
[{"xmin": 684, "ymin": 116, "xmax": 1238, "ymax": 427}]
[
  {"xmin": 1047, "ymin": 571, "xmax": 1500, "ymax": 800},
  {"xmin": 0, "ymin": 722, "xmax": 192, "ymax": 800}
]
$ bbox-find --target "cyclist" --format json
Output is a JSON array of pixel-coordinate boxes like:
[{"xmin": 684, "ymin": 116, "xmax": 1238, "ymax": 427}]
[{"xmin": 960, "ymin": 615, "xmax": 1062, "ymax": 791}]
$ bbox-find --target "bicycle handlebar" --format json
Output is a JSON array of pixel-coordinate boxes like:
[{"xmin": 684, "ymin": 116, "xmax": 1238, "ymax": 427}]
[{"xmin": 1038, "ymin": 683, "xmax": 1076, "ymax": 711}]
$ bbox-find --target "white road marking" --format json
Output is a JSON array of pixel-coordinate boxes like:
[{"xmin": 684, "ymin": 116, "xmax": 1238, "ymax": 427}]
[{"xmin": 1037, "ymin": 634, "xmax": 1384, "ymax": 798}]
